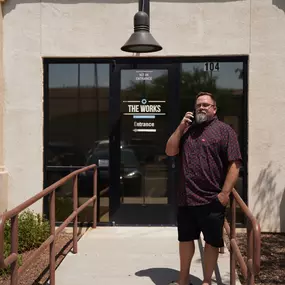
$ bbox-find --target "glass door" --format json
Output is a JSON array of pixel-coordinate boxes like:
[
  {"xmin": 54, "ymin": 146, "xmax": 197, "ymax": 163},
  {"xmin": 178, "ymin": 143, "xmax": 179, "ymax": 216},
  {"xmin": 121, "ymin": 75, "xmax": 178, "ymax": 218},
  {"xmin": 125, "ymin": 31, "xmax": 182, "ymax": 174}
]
[{"xmin": 109, "ymin": 63, "xmax": 179, "ymax": 225}]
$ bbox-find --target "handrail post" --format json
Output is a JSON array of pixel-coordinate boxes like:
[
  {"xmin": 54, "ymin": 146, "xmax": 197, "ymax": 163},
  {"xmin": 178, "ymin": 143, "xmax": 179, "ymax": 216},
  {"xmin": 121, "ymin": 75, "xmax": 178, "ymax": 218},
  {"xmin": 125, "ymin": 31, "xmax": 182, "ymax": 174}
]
[
  {"xmin": 253, "ymin": 223, "xmax": 261, "ymax": 275},
  {"xmin": 49, "ymin": 190, "xmax": 56, "ymax": 285},
  {"xmin": 230, "ymin": 193, "xmax": 236, "ymax": 285},
  {"xmin": 10, "ymin": 215, "xmax": 18, "ymax": 285},
  {"xmin": 93, "ymin": 168, "xmax": 97, "ymax": 229},
  {"xmin": 247, "ymin": 222, "xmax": 254, "ymax": 285},
  {"xmin": 73, "ymin": 175, "xmax": 78, "ymax": 254}
]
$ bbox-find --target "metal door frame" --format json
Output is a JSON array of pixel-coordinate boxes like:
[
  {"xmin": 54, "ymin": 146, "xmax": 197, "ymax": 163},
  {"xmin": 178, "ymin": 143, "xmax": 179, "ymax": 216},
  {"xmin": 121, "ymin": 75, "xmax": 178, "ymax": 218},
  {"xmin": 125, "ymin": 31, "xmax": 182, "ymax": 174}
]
[{"xmin": 109, "ymin": 62, "xmax": 180, "ymax": 225}]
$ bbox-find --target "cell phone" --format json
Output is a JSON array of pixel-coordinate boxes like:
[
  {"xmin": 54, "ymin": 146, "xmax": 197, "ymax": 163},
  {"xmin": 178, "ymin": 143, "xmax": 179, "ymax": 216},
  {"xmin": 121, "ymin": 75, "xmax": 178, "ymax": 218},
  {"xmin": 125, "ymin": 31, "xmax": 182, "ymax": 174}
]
[
  {"xmin": 185, "ymin": 111, "xmax": 195, "ymax": 127},
  {"xmin": 191, "ymin": 110, "xmax": 196, "ymax": 125}
]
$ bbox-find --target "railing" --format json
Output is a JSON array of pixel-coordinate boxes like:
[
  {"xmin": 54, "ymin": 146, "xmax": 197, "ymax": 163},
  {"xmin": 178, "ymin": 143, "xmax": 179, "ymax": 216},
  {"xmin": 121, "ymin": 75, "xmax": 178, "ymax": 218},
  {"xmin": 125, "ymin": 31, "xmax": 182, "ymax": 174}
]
[
  {"xmin": 224, "ymin": 188, "xmax": 261, "ymax": 285},
  {"xmin": 0, "ymin": 166, "xmax": 261, "ymax": 285},
  {"xmin": 0, "ymin": 164, "xmax": 98, "ymax": 285}
]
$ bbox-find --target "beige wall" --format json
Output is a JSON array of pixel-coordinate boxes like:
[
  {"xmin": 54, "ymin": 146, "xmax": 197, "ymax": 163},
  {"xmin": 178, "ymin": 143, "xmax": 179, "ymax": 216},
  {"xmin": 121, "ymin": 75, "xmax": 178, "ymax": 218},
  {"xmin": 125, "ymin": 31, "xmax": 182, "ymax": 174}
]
[
  {"xmin": 2, "ymin": 0, "xmax": 285, "ymax": 231},
  {"xmin": 3, "ymin": 0, "xmax": 42, "ymax": 212},
  {"xmin": 0, "ymin": 1, "xmax": 8, "ymax": 214},
  {"xmin": 248, "ymin": 0, "xmax": 285, "ymax": 232}
]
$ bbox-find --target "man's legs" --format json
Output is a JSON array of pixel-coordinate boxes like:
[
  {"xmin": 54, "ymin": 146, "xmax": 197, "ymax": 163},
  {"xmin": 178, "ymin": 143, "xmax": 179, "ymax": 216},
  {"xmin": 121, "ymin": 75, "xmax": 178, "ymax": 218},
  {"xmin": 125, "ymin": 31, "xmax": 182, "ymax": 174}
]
[
  {"xmin": 178, "ymin": 241, "xmax": 195, "ymax": 285},
  {"xmin": 175, "ymin": 207, "xmax": 200, "ymax": 285},
  {"xmin": 202, "ymin": 243, "xmax": 219, "ymax": 285},
  {"xmin": 200, "ymin": 199, "xmax": 226, "ymax": 285}
]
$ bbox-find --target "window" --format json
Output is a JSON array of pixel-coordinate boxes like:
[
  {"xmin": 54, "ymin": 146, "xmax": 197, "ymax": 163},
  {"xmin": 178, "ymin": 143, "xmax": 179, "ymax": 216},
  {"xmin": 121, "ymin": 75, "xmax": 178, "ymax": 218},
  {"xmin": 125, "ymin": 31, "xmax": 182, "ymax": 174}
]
[{"xmin": 45, "ymin": 63, "xmax": 110, "ymax": 223}]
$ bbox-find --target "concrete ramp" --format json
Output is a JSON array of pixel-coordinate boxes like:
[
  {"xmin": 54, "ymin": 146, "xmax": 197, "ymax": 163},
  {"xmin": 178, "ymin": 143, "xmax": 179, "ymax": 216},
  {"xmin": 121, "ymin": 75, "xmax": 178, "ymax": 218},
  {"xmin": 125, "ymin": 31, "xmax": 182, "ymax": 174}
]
[{"xmin": 55, "ymin": 227, "xmax": 241, "ymax": 285}]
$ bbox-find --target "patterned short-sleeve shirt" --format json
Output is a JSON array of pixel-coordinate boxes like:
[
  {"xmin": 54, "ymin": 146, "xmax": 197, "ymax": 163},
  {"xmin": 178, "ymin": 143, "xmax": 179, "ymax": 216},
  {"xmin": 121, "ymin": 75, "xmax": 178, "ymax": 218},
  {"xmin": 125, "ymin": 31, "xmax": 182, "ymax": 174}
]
[{"xmin": 178, "ymin": 116, "xmax": 242, "ymax": 206}]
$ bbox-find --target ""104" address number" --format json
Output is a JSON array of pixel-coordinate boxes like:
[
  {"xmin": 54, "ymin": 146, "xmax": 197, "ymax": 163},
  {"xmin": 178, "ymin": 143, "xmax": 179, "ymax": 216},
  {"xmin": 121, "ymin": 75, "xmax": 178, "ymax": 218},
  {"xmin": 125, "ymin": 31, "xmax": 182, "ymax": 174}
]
[{"xmin": 204, "ymin": 62, "xmax": 220, "ymax": 72}]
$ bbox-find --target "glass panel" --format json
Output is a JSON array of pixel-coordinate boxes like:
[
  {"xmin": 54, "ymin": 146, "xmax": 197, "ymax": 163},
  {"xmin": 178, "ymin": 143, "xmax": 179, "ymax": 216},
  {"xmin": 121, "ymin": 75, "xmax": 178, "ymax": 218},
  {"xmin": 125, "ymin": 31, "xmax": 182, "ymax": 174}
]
[
  {"xmin": 46, "ymin": 63, "xmax": 110, "ymax": 223},
  {"xmin": 120, "ymin": 69, "xmax": 169, "ymax": 205},
  {"xmin": 181, "ymin": 61, "xmax": 246, "ymax": 223}
]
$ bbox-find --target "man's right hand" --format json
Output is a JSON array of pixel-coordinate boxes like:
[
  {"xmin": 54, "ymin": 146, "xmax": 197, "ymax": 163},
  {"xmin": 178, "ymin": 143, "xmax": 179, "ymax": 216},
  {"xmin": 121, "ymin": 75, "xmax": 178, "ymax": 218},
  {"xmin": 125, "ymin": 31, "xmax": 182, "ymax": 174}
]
[
  {"xmin": 179, "ymin": 112, "xmax": 194, "ymax": 131},
  {"xmin": 166, "ymin": 111, "xmax": 194, "ymax": 156}
]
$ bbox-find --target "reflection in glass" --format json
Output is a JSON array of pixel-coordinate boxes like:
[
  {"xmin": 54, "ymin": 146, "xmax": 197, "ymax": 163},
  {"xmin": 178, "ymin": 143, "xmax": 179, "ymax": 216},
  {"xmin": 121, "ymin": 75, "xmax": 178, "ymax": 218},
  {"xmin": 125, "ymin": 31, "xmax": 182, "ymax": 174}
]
[
  {"xmin": 45, "ymin": 60, "xmax": 247, "ymax": 225},
  {"xmin": 119, "ymin": 69, "xmax": 169, "ymax": 205},
  {"xmin": 46, "ymin": 63, "xmax": 110, "ymax": 223}
]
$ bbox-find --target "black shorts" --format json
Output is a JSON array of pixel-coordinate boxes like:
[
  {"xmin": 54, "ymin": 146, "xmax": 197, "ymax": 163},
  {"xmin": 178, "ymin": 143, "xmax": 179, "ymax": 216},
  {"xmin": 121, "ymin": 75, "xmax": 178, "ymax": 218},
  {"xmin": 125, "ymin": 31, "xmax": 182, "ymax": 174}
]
[{"xmin": 177, "ymin": 198, "xmax": 226, "ymax": 248}]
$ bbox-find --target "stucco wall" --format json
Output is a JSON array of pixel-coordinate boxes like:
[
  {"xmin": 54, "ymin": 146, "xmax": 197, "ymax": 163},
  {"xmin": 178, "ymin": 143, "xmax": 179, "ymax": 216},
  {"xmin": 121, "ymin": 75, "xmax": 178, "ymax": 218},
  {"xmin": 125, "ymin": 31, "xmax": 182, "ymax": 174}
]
[
  {"xmin": 39, "ymin": 0, "xmax": 250, "ymax": 56},
  {"xmin": 3, "ymin": 1, "xmax": 42, "ymax": 212},
  {"xmin": 248, "ymin": 0, "xmax": 285, "ymax": 232},
  {"xmin": 2, "ymin": 0, "xmax": 285, "ymax": 231}
]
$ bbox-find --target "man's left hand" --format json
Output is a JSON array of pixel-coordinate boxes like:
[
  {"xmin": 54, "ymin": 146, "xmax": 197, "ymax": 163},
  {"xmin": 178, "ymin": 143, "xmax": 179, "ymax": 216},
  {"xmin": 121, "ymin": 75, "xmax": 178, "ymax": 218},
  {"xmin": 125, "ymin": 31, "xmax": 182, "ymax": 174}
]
[{"xmin": 217, "ymin": 192, "xmax": 230, "ymax": 206}]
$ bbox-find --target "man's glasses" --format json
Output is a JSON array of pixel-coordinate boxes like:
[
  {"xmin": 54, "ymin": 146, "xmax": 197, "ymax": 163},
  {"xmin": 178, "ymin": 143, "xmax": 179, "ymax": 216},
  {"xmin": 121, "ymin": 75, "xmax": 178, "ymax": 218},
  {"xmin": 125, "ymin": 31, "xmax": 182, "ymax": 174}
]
[{"xmin": 195, "ymin": 103, "xmax": 216, "ymax": 109}]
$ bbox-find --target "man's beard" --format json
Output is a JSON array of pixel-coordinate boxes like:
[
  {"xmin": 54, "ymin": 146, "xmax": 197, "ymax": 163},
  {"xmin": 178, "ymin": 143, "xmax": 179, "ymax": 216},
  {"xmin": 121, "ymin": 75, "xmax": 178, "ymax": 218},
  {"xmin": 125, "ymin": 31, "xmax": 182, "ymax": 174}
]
[{"xmin": 195, "ymin": 112, "xmax": 208, "ymax": 124}]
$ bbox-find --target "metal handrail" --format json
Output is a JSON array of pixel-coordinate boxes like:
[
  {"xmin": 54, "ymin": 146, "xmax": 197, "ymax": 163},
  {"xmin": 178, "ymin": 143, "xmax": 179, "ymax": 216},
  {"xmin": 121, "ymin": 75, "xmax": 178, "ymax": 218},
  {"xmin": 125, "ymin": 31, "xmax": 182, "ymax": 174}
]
[
  {"xmin": 0, "ymin": 164, "xmax": 98, "ymax": 285},
  {"xmin": 224, "ymin": 188, "xmax": 261, "ymax": 285},
  {"xmin": 0, "ymin": 167, "xmax": 261, "ymax": 285}
]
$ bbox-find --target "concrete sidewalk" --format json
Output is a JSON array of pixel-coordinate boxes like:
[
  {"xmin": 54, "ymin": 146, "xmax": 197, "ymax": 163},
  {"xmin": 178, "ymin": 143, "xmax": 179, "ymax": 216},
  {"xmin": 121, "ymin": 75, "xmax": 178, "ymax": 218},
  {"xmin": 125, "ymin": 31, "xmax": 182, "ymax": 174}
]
[{"xmin": 55, "ymin": 227, "xmax": 241, "ymax": 285}]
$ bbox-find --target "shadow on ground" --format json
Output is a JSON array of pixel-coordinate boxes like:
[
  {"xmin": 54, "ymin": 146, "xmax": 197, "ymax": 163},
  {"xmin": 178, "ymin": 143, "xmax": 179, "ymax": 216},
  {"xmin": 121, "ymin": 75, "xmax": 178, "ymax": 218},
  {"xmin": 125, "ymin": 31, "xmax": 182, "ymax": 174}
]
[{"xmin": 136, "ymin": 268, "xmax": 203, "ymax": 285}]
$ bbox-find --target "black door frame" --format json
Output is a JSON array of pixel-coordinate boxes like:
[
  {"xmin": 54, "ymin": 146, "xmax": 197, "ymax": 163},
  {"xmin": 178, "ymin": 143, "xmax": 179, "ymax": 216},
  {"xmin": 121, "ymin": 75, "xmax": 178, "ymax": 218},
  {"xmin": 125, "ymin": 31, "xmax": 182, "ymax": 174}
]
[
  {"xmin": 109, "ymin": 62, "xmax": 180, "ymax": 225},
  {"xmin": 43, "ymin": 56, "xmax": 248, "ymax": 226}
]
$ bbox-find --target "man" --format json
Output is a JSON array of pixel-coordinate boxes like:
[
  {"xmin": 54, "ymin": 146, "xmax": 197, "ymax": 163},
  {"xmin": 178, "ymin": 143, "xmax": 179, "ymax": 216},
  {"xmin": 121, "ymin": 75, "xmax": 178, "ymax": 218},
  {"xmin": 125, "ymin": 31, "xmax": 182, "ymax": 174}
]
[{"xmin": 165, "ymin": 92, "xmax": 242, "ymax": 285}]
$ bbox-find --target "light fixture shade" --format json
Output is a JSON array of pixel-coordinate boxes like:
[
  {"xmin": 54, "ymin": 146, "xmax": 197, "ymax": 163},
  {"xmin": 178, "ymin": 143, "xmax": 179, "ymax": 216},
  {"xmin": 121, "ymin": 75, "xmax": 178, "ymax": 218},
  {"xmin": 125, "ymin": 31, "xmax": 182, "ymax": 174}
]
[{"xmin": 121, "ymin": 11, "xmax": 162, "ymax": 53}]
